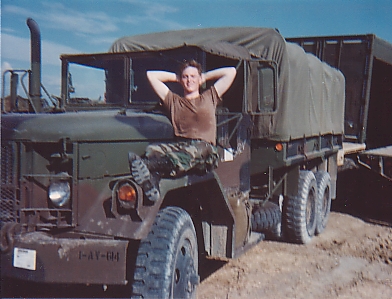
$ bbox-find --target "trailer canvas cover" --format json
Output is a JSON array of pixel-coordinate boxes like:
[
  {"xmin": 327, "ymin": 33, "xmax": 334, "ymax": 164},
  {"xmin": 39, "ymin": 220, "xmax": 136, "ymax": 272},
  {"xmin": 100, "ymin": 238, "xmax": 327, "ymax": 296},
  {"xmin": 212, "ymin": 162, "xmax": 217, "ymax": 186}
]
[{"xmin": 110, "ymin": 27, "xmax": 345, "ymax": 141}]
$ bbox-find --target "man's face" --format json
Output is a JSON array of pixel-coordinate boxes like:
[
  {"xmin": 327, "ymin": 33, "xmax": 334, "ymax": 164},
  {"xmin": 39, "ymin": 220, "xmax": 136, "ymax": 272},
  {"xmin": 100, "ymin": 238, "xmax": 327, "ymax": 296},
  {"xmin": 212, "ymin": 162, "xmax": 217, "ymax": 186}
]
[{"xmin": 180, "ymin": 66, "xmax": 202, "ymax": 95}]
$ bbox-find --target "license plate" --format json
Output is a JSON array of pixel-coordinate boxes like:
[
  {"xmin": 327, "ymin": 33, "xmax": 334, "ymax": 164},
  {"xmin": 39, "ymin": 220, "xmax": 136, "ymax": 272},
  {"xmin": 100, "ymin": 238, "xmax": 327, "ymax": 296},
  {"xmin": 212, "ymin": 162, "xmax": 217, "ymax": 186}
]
[{"xmin": 13, "ymin": 247, "xmax": 36, "ymax": 271}]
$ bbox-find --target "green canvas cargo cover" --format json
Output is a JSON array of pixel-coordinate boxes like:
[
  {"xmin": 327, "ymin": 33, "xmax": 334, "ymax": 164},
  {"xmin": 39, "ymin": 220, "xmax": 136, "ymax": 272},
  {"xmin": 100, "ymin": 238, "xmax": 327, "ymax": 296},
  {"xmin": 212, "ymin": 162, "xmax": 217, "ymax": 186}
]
[{"xmin": 110, "ymin": 27, "xmax": 345, "ymax": 141}]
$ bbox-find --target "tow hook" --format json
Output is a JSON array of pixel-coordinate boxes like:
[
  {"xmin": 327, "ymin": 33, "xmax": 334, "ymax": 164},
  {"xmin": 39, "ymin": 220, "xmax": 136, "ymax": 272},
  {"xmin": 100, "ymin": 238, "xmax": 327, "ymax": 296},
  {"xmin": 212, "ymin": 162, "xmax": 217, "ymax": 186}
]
[{"xmin": 0, "ymin": 223, "xmax": 21, "ymax": 253}]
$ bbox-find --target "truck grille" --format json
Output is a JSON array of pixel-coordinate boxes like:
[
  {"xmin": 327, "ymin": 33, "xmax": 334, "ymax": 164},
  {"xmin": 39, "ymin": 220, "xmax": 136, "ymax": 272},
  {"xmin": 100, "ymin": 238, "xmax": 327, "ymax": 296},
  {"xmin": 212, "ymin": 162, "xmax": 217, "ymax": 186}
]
[{"xmin": 1, "ymin": 142, "xmax": 18, "ymax": 227}]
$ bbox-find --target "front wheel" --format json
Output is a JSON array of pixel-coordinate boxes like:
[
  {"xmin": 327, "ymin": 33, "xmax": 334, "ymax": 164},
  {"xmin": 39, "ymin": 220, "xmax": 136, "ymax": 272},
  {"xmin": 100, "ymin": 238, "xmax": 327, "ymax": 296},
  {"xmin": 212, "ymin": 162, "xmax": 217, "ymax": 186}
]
[
  {"xmin": 282, "ymin": 170, "xmax": 318, "ymax": 244},
  {"xmin": 131, "ymin": 207, "xmax": 199, "ymax": 299}
]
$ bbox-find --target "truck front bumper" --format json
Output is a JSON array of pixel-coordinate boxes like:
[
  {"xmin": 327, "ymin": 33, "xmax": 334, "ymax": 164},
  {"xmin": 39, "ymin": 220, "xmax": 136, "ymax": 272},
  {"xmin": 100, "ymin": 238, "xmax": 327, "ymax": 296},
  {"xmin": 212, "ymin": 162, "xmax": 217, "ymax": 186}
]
[{"xmin": 1, "ymin": 230, "xmax": 129, "ymax": 285}]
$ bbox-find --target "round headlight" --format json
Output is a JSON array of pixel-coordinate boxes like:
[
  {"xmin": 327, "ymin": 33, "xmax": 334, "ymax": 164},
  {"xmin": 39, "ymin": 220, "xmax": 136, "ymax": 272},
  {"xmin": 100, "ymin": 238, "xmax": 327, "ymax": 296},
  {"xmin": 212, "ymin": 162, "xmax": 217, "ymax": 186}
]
[{"xmin": 48, "ymin": 181, "xmax": 71, "ymax": 207}]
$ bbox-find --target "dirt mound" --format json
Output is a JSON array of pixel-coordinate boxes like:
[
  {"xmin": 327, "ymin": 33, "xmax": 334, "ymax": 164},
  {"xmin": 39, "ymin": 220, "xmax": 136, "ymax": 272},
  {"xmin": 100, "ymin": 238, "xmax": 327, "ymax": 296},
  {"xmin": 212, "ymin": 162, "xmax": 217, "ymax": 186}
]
[
  {"xmin": 316, "ymin": 214, "xmax": 392, "ymax": 264},
  {"xmin": 198, "ymin": 213, "xmax": 392, "ymax": 299}
]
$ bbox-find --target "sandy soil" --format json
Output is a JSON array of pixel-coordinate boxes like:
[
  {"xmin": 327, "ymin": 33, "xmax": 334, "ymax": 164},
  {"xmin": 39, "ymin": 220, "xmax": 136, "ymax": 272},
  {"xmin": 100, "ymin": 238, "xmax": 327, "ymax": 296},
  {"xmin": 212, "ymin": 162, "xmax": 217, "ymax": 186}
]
[
  {"xmin": 198, "ymin": 212, "xmax": 392, "ymax": 299},
  {"xmin": 197, "ymin": 169, "xmax": 392, "ymax": 299}
]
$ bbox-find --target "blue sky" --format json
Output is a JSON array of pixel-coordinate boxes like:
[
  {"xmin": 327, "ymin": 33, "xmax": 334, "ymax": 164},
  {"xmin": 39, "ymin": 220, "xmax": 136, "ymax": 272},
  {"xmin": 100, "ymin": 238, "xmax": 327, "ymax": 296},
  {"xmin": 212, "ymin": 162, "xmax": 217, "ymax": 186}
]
[{"xmin": 2, "ymin": 0, "xmax": 392, "ymax": 97}]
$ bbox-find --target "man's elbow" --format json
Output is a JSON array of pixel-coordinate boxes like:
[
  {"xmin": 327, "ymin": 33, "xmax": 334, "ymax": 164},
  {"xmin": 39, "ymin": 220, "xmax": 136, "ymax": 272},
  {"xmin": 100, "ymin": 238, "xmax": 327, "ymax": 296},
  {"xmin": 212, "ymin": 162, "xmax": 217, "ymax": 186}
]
[
  {"xmin": 146, "ymin": 70, "xmax": 154, "ymax": 81},
  {"xmin": 146, "ymin": 70, "xmax": 161, "ymax": 85},
  {"xmin": 228, "ymin": 67, "xmax": 237, "ymax": 82},
  {"xmin": 228, "ymin": 67, "xmax": 237, "ymax": 79}
]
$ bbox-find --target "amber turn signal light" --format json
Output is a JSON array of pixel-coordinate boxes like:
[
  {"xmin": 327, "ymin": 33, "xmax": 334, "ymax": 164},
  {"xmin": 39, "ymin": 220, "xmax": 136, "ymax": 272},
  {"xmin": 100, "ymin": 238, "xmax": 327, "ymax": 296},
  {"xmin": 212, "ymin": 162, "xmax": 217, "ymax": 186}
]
[
  {"xmin": 118, "ymin": 183, "xmax": 137, "ymax": 202},
  {"xmin": 275, "ymin": 143, "xmax": 283, "ymax": 152}
]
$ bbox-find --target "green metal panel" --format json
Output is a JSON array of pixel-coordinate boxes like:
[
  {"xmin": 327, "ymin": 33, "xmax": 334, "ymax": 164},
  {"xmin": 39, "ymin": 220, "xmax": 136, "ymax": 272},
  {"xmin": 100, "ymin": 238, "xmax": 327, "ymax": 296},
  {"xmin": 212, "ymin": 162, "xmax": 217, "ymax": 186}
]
[{"xmin": 77, "ymin": 142, "xmax": 148, "ymax": 179}]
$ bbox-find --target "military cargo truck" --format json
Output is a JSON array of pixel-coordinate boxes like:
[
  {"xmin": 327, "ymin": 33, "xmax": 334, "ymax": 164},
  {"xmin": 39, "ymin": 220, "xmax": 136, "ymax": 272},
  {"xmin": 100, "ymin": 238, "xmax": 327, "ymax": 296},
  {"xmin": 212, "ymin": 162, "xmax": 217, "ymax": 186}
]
[
  {"xmin": 1, "ymin": 19, "xmax": 344, "ymax": 298},
  {"xmin": 288, "ymin": 34, "xmax": 392, "ymax": 181}
]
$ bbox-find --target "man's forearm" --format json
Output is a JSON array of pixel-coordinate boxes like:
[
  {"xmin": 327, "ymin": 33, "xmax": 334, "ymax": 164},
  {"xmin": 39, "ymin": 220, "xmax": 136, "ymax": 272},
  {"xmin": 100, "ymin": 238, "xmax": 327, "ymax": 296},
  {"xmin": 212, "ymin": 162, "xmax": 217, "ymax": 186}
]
[
  {"xmin": 203, "ymin": 67, "xmax": 236, "ymax": 82},
  {"xmin": 146, "ymin": 71, "xmax": 176, "ymax": 100},
  {"xmin": 204, "ymin": 67, "xmax": 237, "ymax": 97},
  {"xmin": 147, "ymin": 71, "xmax": 178, "ymax": 83}
]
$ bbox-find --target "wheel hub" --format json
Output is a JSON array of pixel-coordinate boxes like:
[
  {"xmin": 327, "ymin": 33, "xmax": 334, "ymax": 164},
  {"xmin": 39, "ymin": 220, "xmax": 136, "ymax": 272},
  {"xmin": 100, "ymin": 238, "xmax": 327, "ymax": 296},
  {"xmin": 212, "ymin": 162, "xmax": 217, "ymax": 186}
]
[{"xmin": 172, "ymin": 245, "xmax": 199, "ymax": 298}]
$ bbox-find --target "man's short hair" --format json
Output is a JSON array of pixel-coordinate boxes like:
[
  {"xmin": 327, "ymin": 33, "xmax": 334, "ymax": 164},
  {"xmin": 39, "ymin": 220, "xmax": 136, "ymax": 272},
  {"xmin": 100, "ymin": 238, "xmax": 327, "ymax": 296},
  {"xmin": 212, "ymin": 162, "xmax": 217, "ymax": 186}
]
[{"xmin": 179, "ymin": 59, "xmax": 202, "ymax": 76}]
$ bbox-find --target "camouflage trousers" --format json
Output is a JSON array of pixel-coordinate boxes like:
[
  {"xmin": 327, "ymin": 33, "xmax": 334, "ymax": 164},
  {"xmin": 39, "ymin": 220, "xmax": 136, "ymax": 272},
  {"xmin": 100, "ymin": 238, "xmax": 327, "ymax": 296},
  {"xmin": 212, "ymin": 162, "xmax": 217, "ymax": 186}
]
[{"xmin": 145, "ymin": 139, "xmax": 219, "ymax": 178}]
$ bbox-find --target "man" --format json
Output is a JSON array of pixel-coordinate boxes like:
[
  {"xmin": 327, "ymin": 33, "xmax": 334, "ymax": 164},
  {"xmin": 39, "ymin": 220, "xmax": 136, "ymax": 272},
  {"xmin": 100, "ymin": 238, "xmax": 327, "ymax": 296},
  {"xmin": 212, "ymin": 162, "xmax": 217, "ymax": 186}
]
[{"xmin": 129, "ymin": 60, "xmax": 236, "ymax": 201}]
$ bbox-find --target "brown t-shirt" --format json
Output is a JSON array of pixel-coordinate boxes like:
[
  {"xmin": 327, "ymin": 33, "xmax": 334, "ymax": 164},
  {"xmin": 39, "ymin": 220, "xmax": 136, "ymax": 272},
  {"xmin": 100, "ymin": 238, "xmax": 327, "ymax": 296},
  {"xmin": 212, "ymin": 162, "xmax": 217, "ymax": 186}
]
[{"xmin": 163, "ymin": 86, "xmax": 221, "ymax": 145}]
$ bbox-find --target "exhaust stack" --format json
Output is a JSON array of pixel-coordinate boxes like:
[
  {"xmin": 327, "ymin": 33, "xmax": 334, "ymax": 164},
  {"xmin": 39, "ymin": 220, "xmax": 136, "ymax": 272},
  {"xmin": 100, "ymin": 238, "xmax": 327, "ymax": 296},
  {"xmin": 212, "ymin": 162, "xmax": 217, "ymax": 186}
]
[{"xmin": 26, "ymin": 18, "xmax": 42, "ymax": 112}]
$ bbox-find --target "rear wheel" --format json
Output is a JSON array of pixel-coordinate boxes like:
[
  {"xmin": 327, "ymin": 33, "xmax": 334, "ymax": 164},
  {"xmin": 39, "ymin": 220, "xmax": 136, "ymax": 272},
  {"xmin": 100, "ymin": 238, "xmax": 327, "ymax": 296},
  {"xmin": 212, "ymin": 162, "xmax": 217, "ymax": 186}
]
[
  {"xmin": 251, "ymin": 201, "xmax": 281, "ymax": 240},
  {"xmin": 131, "ymin": 207, "xmax": 199, "ymax": 299},
  {"xmin": 315, "ymin": 171, "xmax": 331, "ymax": 235},
  {"xmin": 282, "ymin": 170, "xmax": 317, "ymax": 244}
]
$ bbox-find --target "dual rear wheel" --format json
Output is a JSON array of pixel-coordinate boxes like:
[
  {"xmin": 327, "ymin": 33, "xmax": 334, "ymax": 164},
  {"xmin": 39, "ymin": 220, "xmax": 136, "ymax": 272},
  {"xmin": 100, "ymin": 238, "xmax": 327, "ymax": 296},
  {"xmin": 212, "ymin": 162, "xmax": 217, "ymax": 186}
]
[{"xmin": 282, "ymin": 170, "xmax": 331, "ymax": 244}]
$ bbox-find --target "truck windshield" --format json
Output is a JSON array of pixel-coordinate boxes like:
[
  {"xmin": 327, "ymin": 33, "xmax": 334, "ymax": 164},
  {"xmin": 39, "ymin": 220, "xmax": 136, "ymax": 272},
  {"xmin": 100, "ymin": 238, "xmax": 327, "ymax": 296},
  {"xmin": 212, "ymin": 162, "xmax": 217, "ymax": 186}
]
[
  {"xmin": 67, "ymin": 63, "xmax": 106, "ymax": 104},
  {"xmin": 64, "ymin": 48, "xmax": 203, "ymax": 109},
  {"xmin": 66, "ymin": 56, "xmax": 132, "ymax": 107},
  {"xmin": 65, "ymin": 53, "xmax": 181, "ymax": 108}
]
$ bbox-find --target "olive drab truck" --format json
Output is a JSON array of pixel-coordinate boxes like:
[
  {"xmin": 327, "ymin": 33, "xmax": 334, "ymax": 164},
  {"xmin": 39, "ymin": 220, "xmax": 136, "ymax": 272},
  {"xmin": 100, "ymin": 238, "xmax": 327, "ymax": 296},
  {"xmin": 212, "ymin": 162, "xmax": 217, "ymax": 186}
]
[
  {"xmin": 1, "ymin": 19, "xmax": 344, "ymax": 298},
  {"xmin": 287, "ymin": 34, "xmax": 392, "ymax": 210}
]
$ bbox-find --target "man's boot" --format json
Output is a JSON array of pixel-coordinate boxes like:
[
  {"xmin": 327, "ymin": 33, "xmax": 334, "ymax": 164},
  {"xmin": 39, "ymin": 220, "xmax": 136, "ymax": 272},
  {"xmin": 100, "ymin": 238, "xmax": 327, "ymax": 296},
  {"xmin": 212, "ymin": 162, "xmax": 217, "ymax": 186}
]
[{"xmin": 128, "ymin": 152, "xmax": 160, "ymax": 202}]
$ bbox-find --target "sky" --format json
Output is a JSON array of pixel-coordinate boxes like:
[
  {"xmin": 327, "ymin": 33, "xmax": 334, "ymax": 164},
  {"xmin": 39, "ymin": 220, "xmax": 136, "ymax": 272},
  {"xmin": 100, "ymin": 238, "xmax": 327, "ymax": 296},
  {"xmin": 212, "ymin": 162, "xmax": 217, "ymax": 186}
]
[{"xmin": 1, "ymin": 0, "xmax": 392, "ymax": 97}]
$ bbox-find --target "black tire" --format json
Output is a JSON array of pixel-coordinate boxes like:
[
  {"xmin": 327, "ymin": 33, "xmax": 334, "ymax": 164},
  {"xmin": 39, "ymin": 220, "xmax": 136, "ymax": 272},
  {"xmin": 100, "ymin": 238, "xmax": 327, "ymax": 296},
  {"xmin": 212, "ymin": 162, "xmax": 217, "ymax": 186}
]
[
  {"xmin": 251, "ymin": 201, "xmax": 281, "ymax": 240},
  {"xmin": 282, "ymin": 170, "xmax": 317, "ymax": 244},
  {"xmin": 315, "ymin": 171, "xmax": 331, "ymax": 235},
  {"xmin": 131, "ymin": 207, "xmax": 199, "ymax": 299}
]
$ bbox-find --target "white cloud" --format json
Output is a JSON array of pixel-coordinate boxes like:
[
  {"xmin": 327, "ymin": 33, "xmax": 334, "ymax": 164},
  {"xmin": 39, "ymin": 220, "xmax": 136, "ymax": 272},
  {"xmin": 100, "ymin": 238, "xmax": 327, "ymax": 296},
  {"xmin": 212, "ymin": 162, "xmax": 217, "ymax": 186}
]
[
  {"xmin": 42, "ymin": 40, "xmax": 81, "ymax": 65},
  {"xmin": 42, "ymin": 72, "xmax": 62, "ymax": 96},
  {"xmin": 4, "ymin": 3, "xmax": 119, "ymax": 36},
  {"xmin": 1, "ymin": 34, "xmax": 30, "ymax": 64},
  {"xmin": 122, "ymin": 1, "xmax": 185, "ymax": 30},
  {"xmin": 3, "ymin": 1, "xmax": 186, "ymax": 50},
  {"xmin": 88, "ymin": 36, "xmax": 122, "ymax": 46},
  {"xmin": 43, "ymin": 9, "xmax": 119, "ymax": 35},
  {"xmin": 2, "ymin": 5, "xmax": 33, "ymax": 17},
  {"xmin": 2, "ymin": 33, "xmax": 80, "ymax": 66},
  {"xmin": 1, "ymin": 33, "xmax": 79, "ymax": 98},
  {"xmin": 1, "ymin": 62, "xmax": 15, "ymax": 94},
  {"xmin": 1, "ymin": 62, "xmax": 14, "ymax": 72},
  {"xmin": 1, "ymin": 27, "xmax": 17, "ymax": 34}
]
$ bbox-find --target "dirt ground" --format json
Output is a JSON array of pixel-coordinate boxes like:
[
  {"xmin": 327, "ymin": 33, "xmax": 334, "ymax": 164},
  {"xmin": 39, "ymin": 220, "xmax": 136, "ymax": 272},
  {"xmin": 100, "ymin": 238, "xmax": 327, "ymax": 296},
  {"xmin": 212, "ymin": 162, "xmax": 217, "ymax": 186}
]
[
  {"xmin": 197, "ymin": 170, "xmax": 392, "ymax": 299},
  {"xmin": 198, "ymin": 212, "xmax": 392, "ymax": 299}
]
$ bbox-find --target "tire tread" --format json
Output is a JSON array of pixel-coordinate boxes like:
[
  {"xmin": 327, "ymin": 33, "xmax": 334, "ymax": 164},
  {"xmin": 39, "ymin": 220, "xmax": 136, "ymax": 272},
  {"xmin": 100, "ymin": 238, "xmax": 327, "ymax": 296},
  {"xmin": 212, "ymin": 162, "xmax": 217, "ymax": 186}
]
[
  {"xmin": 282, "ymin": 171, "xmax": 317, "ymax": 244},
  {"xmin": 131, "ymin": 207, "xmax": 197, "ymax": 298}
]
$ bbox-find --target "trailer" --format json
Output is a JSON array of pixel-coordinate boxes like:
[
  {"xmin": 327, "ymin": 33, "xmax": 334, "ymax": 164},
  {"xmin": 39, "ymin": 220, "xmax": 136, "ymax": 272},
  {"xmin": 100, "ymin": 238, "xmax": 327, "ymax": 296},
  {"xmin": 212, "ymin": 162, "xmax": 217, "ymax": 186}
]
[{"xmin": 287, "ymin": 34, "xmax": 392, "ymax": 182}]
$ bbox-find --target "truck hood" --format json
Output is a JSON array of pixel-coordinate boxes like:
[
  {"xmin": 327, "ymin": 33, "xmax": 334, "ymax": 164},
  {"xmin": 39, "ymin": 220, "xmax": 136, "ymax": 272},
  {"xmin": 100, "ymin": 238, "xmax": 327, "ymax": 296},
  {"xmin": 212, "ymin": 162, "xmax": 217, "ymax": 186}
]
[{"xmin": 1, "ymin": 110, "xmax": 174, "ymax": 142}]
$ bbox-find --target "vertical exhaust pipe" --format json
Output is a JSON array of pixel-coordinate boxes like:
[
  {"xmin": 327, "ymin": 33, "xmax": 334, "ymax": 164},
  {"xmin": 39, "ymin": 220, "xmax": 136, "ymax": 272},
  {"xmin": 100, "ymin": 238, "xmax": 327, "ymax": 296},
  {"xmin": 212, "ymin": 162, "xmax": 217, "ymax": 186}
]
[{"xmin": 26, "ymin": 18, "xmax": 42, "ymax": 112}]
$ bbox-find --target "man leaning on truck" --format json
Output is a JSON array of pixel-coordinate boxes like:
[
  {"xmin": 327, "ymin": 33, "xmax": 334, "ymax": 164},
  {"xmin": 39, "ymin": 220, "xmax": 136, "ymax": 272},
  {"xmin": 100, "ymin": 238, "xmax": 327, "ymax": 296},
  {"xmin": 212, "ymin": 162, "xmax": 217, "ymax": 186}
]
[{"xmin": 128, "ymin": 60, "xmax": 237, "ymax": 201}]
